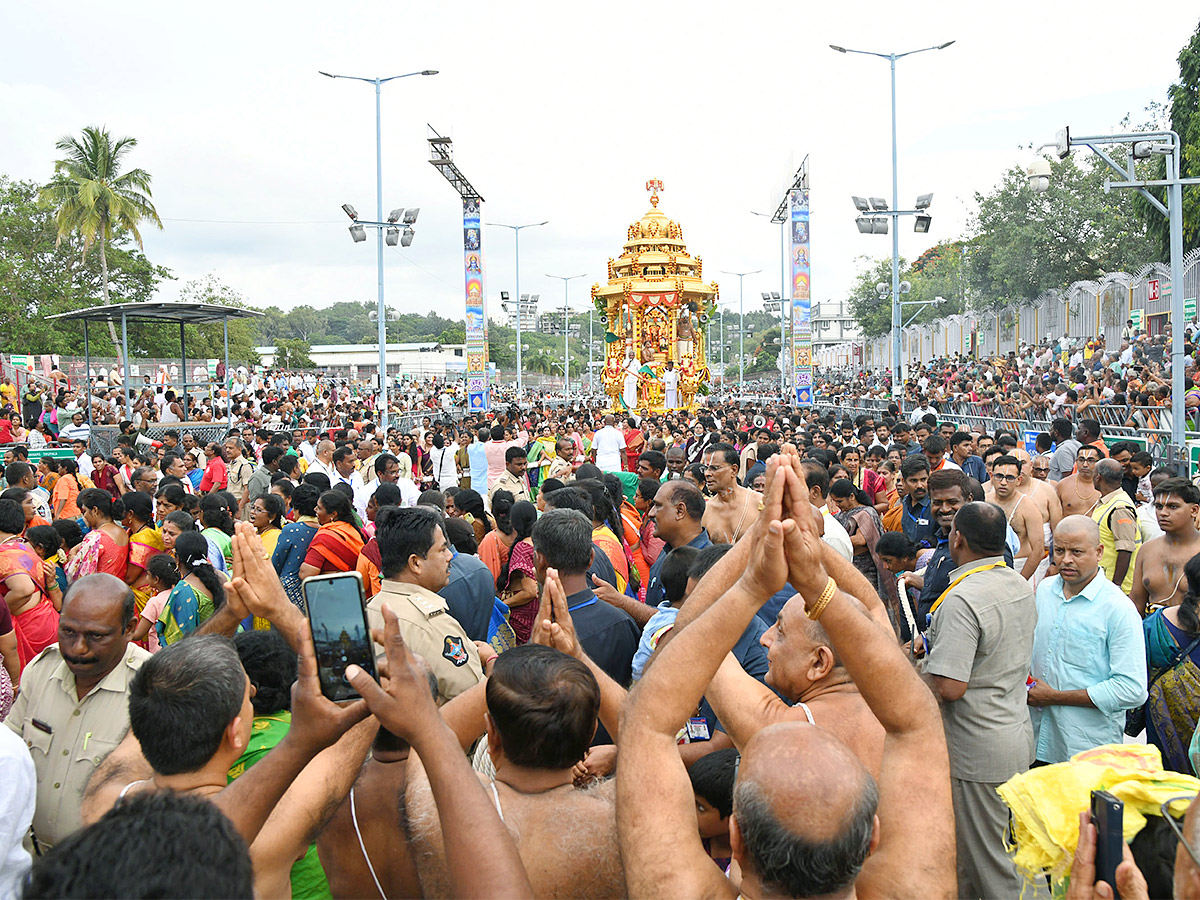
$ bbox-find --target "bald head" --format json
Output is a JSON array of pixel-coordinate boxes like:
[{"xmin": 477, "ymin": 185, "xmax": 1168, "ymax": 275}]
[
  {"xmin": 734, "ymin": 722, "xmax": 878, "ymax": 897},
  {"xmin": 1094, "ymin": 458, "xmax": 1124, "ymax": 490},
  {"xmin": 1054, "ymin": 514, "xmax": 1100, "ymax": 546},
  {"xmin": 58, "ymin": 573, "xmax": 137, "ymax": 685},
  {"xmin": 316, "ymin": 440, "xmax": 335, "ymax": 458}
]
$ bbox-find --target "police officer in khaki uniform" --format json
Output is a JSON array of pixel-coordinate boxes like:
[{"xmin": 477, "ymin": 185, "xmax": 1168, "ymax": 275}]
[
  {"xmin": 6, "ymin": 573, "xmax": 149, "ymax": 850},
  {"xmin": 366, "ymin": 506, "xmax": 483, "ymax": 701}
]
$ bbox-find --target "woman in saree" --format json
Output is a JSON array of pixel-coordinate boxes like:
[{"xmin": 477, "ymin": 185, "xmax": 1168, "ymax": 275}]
[
  {"xmin": 496, "ymin": 501, "xmax": 539, "ymax": 644},
  {"xmin": 298, "ymin": 490, "xmax": 365, "ymax": 580},
  {"xmin": 623, "ymin": 417, "xmax": 646, "ymax": 473},
  {"xmin": 157, "ymin": 530, "xmax": 225, "ymax": 646},
  {"xmin": 0, "ymin": 498, "xmax": 56, "ymax": 670},
  {"xmin": 478, "ymin": 491, "xmax": 517, "ymax": 586},
  {"xmin": 90, "ymin": 454, "xmax": 121, "ymax": 500},
  {"xmin": 183, "ymin": 451, "xmax": 205, "ymax": 492},
  {"xmin": 68, "ymin": 489, "xmax": 131, "ymax": 583},
  {"xmin": 122, "ymin": 491, "xmax": 165, "ymax": 617},
  {"xmin": 357, "ymin": 483, "xmax": 402, "ymax": 599},
  {"xmin": 252, "ymin": 494, "xmax": 285, "ymax": 560},
  {"xmin": 1142, "ymin": 553, "xmax": 1200, "ymax": 773},
  {"xmin": 271, "ymin": 484, "xmax": 320, "ymax": 611},
  {"xmin": 828, "ymin": 479, "xmax": 888, "ymax": 602}
]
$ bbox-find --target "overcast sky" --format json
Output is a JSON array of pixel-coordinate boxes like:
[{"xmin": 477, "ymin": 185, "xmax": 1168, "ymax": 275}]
[{"xmin": 2, "ymin": 2, "xmax": 1195, "ymax": 328}]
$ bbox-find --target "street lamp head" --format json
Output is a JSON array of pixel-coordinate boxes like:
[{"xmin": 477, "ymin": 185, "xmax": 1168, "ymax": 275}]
[
  {"xmin": 830, "ymin": 44, "xmax": 848, "ymax": 52},
  {"xmin": 915, "ymin": 193, "xmax": 933, "ymax": 210},
  {"xmin": 421, "ymin": 70, "xmax": 439, "ymax": 76},
  {"xmin": 852, "ymin": 196, "xmax": 871, "ymax": 212},
  {"xmin": 318, "ymin": 70, "xmax": 336, "ymax": 78},
  {"xmin": 876, "ymin": 282, "xmax": 889, "ymax": 296},
  {"xmin": 349, "ymin": 224, "xmax": 367, "ymax": 242},
  {"xmin": 342, "ymin": 203, "xmax": 359, "ymax": 220},
  {"xmin": 869, "ymin": 197, "xmax": 889, "ymax": 211},
  {"xmin": 936, "ymin": 41, "xmax": 955, "ymax": 49},
  {"xmin": 899, "ymin": 281, "xmax": 911, "ymax": 294}
]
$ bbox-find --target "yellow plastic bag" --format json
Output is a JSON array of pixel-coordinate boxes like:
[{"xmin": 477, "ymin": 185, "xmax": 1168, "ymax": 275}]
[{"xmin": 998, "ymin": 743, "xmax": 1199, "ymax": 887}]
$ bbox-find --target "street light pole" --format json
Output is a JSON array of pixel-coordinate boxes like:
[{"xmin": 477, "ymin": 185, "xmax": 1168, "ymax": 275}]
[
  {"xmin": 722, "ymin": 269, "xmax": 761, "ymax": 389},
  {"xmin": 320, "ymin": 68, "xmax": 437, "ymax": 434},
  {"xmin": 547, "ymin": 273, "xmax": 586, "ymax": 395},
  {"xmin": 830, "ymin": 41, "xmax": 954, "ymax": 394},
  {"xmin": 489, "ymin": 221, "xmax": 547, "ymax": 397}
]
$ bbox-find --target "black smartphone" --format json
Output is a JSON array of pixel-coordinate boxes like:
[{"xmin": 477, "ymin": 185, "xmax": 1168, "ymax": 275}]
[
  {"xmin": 1091, "ymin": 789, "xmax": 1124, "ymax": 897},
  {"xmin": 302, "ymin": 571, "xmax": 376, "ymax": 701}
]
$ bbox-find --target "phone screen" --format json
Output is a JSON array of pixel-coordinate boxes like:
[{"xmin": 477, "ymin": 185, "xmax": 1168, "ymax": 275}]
[{"xmin": 304, "ymin": 574, "xmax": 376, "ymax": 701}]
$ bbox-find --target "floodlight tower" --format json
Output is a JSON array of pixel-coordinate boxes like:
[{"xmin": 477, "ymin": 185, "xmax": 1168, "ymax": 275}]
[{"xmin": 428, "ymin": 126, "xmax": 490, "ymax": 412}]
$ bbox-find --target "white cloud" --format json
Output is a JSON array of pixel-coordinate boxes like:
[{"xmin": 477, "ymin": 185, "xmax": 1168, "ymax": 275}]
[{"xmin": 1, "ymin": 0, "xmax": 1194, "ymax": 324}]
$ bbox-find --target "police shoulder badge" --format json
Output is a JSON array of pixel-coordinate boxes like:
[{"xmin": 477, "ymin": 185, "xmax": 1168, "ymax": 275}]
[{"xmin": 443, "ymin": 635, "xmax": 468, "ymax": 667}]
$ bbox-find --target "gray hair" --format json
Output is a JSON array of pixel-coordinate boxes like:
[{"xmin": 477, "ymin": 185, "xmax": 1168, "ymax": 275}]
[
  {"xmin": 531, "ymin": 508, "xmax": 594, "ymax": 575},
  {"xmin": 733, "ymin": 775, "xmax": 877, "ymax": 898},
  {"xmin": 1094, "ymin": 458, "xmax": 1125, "ymax": 488}
]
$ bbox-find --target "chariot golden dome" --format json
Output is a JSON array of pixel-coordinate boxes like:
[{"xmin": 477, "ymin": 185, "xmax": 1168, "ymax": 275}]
[{"xmin": 592, "ymin": 179, "xmax": 716, "ymax": 413}]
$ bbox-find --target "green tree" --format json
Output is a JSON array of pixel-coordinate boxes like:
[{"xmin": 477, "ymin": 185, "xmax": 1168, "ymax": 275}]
[
  {"xmin": 274, "ymin": 338, "xmax": 315, "ymax": 369},
  {"xmin": 0, "ymin": 175, "xmax": 170, "ymax": 355},
  {"xmin": 846, "ymin": 256, "xmax": 908, "ymax": 338},
  {"xmin": 1132, "ymin": 21, "xmax": 1200, "ymax": 258},
  {"xmin": 967, "ymin": 155, "xmax": 1156, "ymax": 310},
  {"xmin": 39, "ymin": 126, "xmax": 163, "ymax": 352}
]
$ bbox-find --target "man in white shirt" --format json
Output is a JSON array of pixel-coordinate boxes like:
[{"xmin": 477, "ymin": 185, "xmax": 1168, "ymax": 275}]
[
  {"xmin": 58, "ymin": 412, "xmax": 91, "ymax": 444},
  {"xmin": 332, "ymin": 445, "xmax": 369, "ymax": 520},
  {"xmin": 297, "ymin": 429, "xmax": 319, "ymax": 464},
  {"xmin": 306, "ymin": 440, "xmax": 337, "ymax": 482},
  {"xmin": 592, "ymin": 414, "xmax": 627, "ymax": 472},
  {"xmin": 661, "ymin": 360, "xmax": 680, "ymax": 409},
  {"xmin": 71, "ymin": 438, "xmax": 94, "ymax": 479}
]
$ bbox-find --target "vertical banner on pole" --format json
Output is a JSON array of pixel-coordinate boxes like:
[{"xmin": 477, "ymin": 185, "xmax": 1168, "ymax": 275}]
[
  {"xmin": 463, "ymin": 198, "xmax": 489, "ymax": 411},
  {"xmin": 790, "ymin": 189, "xmax": 813, "ymax": 406}
]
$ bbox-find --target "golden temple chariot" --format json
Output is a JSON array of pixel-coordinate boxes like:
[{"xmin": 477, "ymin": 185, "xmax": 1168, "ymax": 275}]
[{"xmin": 593, "ymin": 180, "xmax": 716, "ymax": 413}]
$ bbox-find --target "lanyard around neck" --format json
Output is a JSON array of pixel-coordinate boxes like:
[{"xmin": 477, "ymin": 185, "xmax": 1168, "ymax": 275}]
[{"xmin": 930, "ymin": 562, "xmax": 1006, "ymax": 614}]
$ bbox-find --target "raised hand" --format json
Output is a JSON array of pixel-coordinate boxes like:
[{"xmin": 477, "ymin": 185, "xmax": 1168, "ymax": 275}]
[
  {"xmin": 590, "ymin": 573, "xmax": 626, "ymax": 610},
  {"xmin": 229, "ymin": 521, "xmax": 297, "ymax": 630},
  {"xmin": 532, "ymin": 568, "xmax": 583, "ymax": 659},
  {"xmin": 737, "ymin": 457, "xmax": 792, "ymax": 599},
  {"xmin": 778, "ymin": 462, "xmax": 829, "ymax": 601},
  {"xmin": 288, "ymin": 619, "xmax": 369, "ymax": 754},
  {"xmin": 346, "ymin": 603, "xmax": 442, "ymax": 742}
]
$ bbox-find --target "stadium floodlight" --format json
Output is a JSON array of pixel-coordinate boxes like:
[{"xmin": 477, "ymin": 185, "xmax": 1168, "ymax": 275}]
[
  {"xmin": 871, "ymin": 216, "xmax": 889, "ymax": 234},
  {"xmin": 869, "ymin": 197, "xmax": 889, "ymax": 210},
  {"xmin": 342, "ymin": 203, "xmax": 359, "ymax": 220},
  {"xmin": 852, "ymin": 196, "xmax": 871, "ymax": 211},
  {"xmin": 914, "ymin": 214, "xmax": 932, "ymax": 233},
  {"xmin": 402, "ymin": 208, "xmax": 420, "ymax": 225},
  {"xmin": 385, "ymin": 227, "xmax": 399, "ymax": 246},
  {"xmin": 915, "ymin": 193, "xmax": 933, "ymax": 209},
  {"xmin": 400, "ymin": 227, "xmax": 415, "ymax": 248},
  {"xmin": 856, "ymin": 216, "xmax": 874, "ymax": 234},
  {"xmin": 349, "ymin": 224, "xmax": 367, "ymax": 242}
]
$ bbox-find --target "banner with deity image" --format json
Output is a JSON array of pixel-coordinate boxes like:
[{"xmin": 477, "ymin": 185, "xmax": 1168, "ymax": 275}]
[
  {"xmin": 463, "ymin": 198, "xmax": 489, "ymax": 411},
  {"xmin": 789, "ymin": 189, "xmax": 812, "ymax": 406}
]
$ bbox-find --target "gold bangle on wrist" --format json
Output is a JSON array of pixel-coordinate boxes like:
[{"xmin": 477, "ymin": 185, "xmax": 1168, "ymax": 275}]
[{"xmin": 807, "ymin": 577, "xmax": 838, "ymax": 621}]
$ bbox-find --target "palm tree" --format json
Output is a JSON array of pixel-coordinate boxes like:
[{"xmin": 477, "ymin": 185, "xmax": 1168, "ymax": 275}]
[{"xmin": 40, "ymin": 125, "xmax": 162, "ymax": 349}]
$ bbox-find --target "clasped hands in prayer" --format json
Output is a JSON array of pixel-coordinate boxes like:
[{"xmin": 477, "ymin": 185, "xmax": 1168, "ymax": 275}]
[{"xmin": 737, "ymin": 447, "xmax": 830, "ymax": 605}]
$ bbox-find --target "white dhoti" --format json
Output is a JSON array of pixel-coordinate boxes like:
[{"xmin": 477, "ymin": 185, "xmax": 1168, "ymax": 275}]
[
  {"xmin": 662, "ymin": 371, "xmax": 680, "ymax": 408},
  {"xmin": 622, "ymin": 372, "xmax": 639, "ymax": 409}
]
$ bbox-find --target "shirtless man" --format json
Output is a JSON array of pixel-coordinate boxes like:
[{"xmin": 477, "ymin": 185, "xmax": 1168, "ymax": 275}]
[
  {"xmin": 1056, "ymin": 444, "xmax": 1103, "ymax": 517},
  {"xmin": 1130, "ymin": 478, "xmax": 1200, "ymax": 615},
  {"xmin": 617, "ymin": 453, "xmax": 954, "ymax": 900},
  {"xmin": 701, "ymin": 442, "xmax": 762, "ymax": 544},
  {"xmin": 402, "ymin": 576, "xmax": 628, "ymax": 899},
  {"xmin": 985, "ymin": 455, "xmax": 1045, "ymax": 581},
  {"xmin": 1014, "ymin": 447, "xmax": 1062, "ymax": 581}
]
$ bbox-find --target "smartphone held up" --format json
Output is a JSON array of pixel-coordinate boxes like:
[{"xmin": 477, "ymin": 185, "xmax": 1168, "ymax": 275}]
[{"xmin": 303, "ymin": 571, "xmax": 377, "ymax": 702}]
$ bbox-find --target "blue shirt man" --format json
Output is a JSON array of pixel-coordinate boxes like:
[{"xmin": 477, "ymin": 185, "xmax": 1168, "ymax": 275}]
[
  {"xmin": 1029, "ymin": 517, "xmax": 1147, "ymax": 763},
  {"xmin": 467, "ymin": 437, "xmax": 488, "ymax": 495}
]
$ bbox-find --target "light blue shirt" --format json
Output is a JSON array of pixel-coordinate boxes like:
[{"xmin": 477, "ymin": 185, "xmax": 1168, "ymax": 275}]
[
  {"xmin": 467, "ymin": 442, "xmax": 488, "ymax": 494},
  {"xmin": 632, "ymin": 602, "xmax": 678, "ymax": 681},
  {"xmin": 1030, "ymin": 571, "xmax": 1147, "ymax": 763}
]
